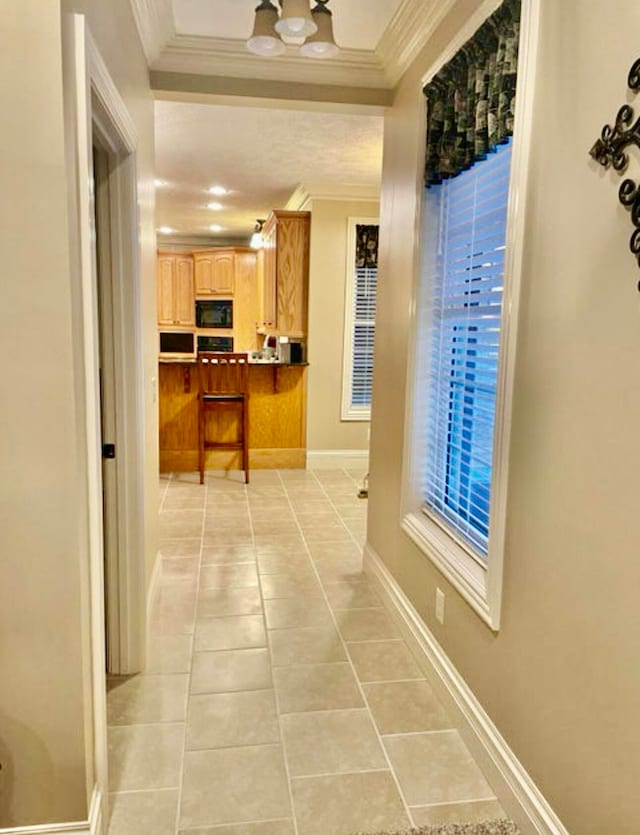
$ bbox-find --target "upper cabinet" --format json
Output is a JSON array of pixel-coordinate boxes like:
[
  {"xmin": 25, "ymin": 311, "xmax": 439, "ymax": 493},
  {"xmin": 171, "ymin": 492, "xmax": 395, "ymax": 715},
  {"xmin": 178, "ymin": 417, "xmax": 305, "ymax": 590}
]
[
  {"xmin": 157, "ymin": 253, "xmax": 195, "ymax": 327},
  {"xmin": 194, "ymin": 249, "xmax": 235, "ymax": 295},
  {"xmin": 261, "ymin": 210, "xmax": 310, "ymax": 337}
]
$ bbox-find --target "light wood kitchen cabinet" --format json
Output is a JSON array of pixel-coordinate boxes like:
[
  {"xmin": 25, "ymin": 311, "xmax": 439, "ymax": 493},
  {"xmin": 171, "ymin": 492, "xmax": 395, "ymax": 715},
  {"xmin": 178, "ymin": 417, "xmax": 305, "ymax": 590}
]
[
  {"xmin": 260, "ymin": 210, "xmax": 310, "ymax": 336},
  {"xmin": 194, "ymin": 249, "xmax": 235, "ymax": 295},
  {"xmin": 157, "ymin": 253, "xmax": 195, "ymax": 327}
]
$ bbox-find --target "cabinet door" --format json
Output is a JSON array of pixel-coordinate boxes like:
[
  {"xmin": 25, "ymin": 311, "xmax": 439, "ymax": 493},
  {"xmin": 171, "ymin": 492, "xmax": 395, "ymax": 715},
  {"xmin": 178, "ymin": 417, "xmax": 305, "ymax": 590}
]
[
  {"xmin": 211, "ymin": 251, "xmax": 235, "ymax": 294},
  {"xmin": 233, "ymin": 252, "xmax": 259, "ymax": 352},
  {"xmin": 276, "ymin": 216, "xmax": 309, "ymax": 335},
  {"xmin": 262, "ymin": 223, "xmax": 277, "ymax": 328},
  {"xmin": 194, "ymin": 255, "xmax": 214, "ymax": 295},
  {"xmin": 157, "ymin": 256, "xmax": 176, "ymax": 325},
  {"xmin": 174, "ymin": 257, "xmax": 195, "ymax": 325}
]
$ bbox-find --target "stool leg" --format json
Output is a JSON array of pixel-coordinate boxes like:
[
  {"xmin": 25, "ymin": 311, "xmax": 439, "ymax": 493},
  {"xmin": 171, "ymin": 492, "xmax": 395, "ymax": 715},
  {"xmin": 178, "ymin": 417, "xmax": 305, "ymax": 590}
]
[
  {"xmin": 243, "ymin": 397, "xmax": 249, "ymax": 484},
  {"xmin": 198, "ymin": 401, "xmax": 205, "ymax": 485}
]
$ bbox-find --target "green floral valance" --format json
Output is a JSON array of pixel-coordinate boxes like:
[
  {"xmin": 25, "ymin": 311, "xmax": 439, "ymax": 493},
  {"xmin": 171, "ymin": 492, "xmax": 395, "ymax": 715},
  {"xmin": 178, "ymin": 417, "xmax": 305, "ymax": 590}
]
[
  {"xmin": 423, "ymin": 0, "xmax": 521, "ymax": 187},
  {"xmin": 355, "ymin": 225, "xmax": 379, "ymax": 269}
]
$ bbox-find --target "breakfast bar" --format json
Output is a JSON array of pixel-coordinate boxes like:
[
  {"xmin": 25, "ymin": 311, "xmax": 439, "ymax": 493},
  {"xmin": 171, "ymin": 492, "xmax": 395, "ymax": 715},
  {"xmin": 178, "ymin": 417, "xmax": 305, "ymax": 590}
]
[{"xmin": 159, "ymin": 359, "xmax": 308, "ymax": 473}]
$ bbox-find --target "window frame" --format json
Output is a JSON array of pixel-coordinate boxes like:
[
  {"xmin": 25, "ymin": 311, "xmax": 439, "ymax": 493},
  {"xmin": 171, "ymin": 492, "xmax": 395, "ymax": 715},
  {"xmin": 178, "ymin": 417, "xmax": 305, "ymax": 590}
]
[
  {"xmin": 400, "ymin": 0, "xmax": 540, "ymax": 631},
  {"xmin": 341, "ymin": 216, "xmax": 380, "ymax": 422}
]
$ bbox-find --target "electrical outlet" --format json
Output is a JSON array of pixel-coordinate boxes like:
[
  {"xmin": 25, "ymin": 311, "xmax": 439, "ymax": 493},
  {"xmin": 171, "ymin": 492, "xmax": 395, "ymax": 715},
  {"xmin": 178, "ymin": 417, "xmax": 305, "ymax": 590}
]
[{"xmin": 435, "ymin": 588, "xmax": 445, "ymax": 624}]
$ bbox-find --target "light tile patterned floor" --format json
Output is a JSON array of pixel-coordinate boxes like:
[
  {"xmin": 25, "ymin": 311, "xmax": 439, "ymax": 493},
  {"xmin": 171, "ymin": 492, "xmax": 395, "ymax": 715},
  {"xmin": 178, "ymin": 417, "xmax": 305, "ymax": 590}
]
[{"xmin": 107, "ymin": 468, "xmax": 505, "ymax": 835}]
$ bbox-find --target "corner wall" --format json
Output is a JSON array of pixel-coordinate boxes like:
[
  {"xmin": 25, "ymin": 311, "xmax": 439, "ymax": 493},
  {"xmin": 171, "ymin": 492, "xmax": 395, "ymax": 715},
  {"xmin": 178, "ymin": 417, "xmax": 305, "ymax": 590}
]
[
  {"xmin": 368, "ymin": 1, "xmax": 640, "ymax": 833},
  {"xmin": 306, "ymin": 198, "xmax": 379, "ymax": 455}
]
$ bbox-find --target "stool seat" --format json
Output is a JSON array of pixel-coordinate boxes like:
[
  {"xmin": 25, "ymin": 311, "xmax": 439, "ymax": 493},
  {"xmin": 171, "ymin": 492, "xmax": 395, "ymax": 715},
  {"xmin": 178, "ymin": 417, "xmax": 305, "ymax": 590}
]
[{"xmin": 197, "ymin": 352, "xmax": 250, "ymax": 484}]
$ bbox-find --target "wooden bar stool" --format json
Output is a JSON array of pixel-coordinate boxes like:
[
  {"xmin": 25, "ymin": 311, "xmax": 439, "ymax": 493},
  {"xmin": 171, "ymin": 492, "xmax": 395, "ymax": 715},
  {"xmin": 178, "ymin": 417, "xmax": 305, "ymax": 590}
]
[{"xmin": 197, "ymin": 352, "xmax": 250, "ymax": 484}]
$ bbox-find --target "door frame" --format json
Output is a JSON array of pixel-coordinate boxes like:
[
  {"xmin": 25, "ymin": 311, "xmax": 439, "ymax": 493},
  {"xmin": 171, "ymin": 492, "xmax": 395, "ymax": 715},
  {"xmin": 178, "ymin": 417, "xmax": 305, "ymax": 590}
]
[{"xmin": 63, "ymin": 13, "xmax": 146, "ymax": 824}]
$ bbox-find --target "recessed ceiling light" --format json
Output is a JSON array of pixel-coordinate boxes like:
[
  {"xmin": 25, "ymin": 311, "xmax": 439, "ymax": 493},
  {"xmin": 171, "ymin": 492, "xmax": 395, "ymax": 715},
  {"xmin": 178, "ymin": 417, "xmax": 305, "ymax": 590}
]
[
  {"xmin": 207, "ymin": 201, "xmax": 224, "ymax": 211},
  {"xmin": 208, "ymin": 185, "xmax": 227, "ymax": 196},
  {"xmin": 209, "ymin": 224, "xmax": 224, "ymax": 233},
  {"xmin": 157, "ymin": 226, "xmax": 174, "ymax": 234},
  {"xmin": 154, "ymin": 179, "xmax": 167, "ymax": 187}
]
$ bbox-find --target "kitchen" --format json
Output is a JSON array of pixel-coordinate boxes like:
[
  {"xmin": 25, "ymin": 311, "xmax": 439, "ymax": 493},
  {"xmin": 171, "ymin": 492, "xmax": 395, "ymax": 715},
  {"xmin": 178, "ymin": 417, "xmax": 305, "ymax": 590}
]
[{"xmin": 155, "ymin": 99, "xmax": 382, "ymax": 479}]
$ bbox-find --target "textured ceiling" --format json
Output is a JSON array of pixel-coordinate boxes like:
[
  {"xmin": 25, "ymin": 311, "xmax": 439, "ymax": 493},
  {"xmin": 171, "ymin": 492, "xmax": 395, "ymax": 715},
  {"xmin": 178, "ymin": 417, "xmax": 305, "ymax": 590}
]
[
  {"xmin": 155, "ymin": 100, "xmax": 384, "ymax": 240},
  {"xmin": 171, "ymin": 0, "xmax": 404, "ymax": 51}
]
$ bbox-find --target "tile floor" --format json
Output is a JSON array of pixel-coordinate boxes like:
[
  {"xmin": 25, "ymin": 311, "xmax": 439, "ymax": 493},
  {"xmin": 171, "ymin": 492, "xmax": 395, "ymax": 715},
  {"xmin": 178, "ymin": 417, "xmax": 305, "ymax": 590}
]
[{"xmin": 106, "ymin": 468, "xmax": 505, "ymax": 835}]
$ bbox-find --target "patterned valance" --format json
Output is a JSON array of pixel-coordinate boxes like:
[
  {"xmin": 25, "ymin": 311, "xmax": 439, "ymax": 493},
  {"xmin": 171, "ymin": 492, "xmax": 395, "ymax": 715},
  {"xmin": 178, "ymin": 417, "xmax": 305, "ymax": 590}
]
[
  {"xmin": 423, "ymin": 0, "xmax": 521, "ymax": 187},
  {"xmin": 355, "ymin": 225, "xmax": 379, "ymax": 269}
]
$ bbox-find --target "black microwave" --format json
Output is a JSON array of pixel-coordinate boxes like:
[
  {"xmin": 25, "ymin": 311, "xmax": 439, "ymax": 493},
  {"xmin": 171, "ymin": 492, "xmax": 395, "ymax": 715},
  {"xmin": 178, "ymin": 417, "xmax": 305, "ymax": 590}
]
[{"xmin": 196, "ymin": 299, "xmax": 233, "ymax": 329}]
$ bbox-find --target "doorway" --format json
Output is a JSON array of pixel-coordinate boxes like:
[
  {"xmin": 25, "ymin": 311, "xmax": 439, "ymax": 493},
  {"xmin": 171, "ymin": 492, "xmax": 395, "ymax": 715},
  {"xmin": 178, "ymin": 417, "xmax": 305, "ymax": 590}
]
[{"xmin": 62, "ymin": 12, "xmax": 148, "ymax": 824}]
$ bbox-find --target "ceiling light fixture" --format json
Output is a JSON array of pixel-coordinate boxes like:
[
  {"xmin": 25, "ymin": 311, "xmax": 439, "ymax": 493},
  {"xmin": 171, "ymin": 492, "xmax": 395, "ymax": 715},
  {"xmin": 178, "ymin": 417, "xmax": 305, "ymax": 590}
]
[
  {"xmin": 207, "ymin": 201, "xmax": 224, "ymax": 210},
  {"xmin": 250, "ymin": 219, "xmax": 266, "ymax": 249},
  {"xmin": 209, "ymin": 224, "xmax": 224, "ymax": 233},
  {"xmin": 247, "ymin": 0, "xmax": 338, "ymax": 59},
  {"xmin": 208, "ymin": 185, "xmax": 227, "ymax": 195},
  {"xmin": 157, "ymin": 226, "xmax": 174, "ymax": 235}
]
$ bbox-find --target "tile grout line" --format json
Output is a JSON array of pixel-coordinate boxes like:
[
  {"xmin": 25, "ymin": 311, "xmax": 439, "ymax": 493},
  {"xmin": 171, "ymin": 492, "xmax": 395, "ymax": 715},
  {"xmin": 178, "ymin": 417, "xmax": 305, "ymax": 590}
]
[
  {"xmin": 280, "ymin": 469, "xmax": 416, "ymax": 831},
  {"xmin": 409, "ymin": 796, "xmax": 499, "ymax": 809},
  {"xmin": 258, "ymin": 469, "xmax": 300, "ymax": 835},
  {"xmin": 173, "ymin": 473, "xmax": 209, "ymax": 835}
]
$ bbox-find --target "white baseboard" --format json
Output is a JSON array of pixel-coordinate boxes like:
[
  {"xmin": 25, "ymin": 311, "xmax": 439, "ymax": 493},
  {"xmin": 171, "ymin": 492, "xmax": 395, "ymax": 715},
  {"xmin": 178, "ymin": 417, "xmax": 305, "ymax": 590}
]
[
  {"xmin": 306, "ymin": 449, "xmax": 369, "ymax": 470},
  {"xmin": 146, "ymin": 549, "xmax": 163, "ymax": 623},
  {"xmin": 0, "ymin": 785, "xmax": 103, "ymax": 835},
  {"xmin": 88, "ymin": 786, "xmax": 103, "ymax": 835},
  {"xmin": 363, "ymin": 543, "xmax": 569, "ymax": 835}
]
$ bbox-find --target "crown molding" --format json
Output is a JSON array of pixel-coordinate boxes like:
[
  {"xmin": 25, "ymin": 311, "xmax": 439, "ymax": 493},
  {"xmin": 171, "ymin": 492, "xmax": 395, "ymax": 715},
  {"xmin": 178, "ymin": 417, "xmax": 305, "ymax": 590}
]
[
  {"xmin": 287, "ymin": 182, "xmax": 380, "ymax": 211},
  {"xmin": 377, "ymin": 0, "xmax": 458, "ymax": 86},
  {"xmin": 152, "ymin": 34, "xmax": 389, "ymax": 90},
  {"xmin": 129, "ymin": 0, "xmax": 175, "ymax": 64}
]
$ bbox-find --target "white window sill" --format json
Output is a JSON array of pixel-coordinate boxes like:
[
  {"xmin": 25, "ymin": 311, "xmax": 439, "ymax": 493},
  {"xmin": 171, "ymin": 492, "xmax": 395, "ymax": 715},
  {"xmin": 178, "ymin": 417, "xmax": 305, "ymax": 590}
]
[
  {"xmin": 341, "ymin": 408, "xmax": 371, "ymax": 422},
  {"xmin": 401, "ymin": 511, "xmax": 499, "ymax": 631}
]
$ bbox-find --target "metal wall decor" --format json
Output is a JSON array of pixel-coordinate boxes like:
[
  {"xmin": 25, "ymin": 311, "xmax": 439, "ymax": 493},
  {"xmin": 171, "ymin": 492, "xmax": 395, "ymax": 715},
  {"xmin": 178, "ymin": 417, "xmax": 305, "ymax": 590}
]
[{"xmin": 590, "ymin": 58, "xmax": 640, "ymax": 289}]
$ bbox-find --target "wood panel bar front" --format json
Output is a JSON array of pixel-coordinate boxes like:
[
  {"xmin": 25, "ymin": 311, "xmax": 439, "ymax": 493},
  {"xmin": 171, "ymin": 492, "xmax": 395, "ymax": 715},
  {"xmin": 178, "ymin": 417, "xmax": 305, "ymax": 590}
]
[{"xmin": 159, "ymin": 362, "xmax": 307, "ymax": 473}]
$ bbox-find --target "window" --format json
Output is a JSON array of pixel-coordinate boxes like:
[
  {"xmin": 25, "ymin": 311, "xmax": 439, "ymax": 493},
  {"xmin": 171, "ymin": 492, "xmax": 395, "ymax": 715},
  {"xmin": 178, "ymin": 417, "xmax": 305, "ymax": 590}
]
[
  {"xmin": 342, "ymin": 219, "xmax": 379, "ymax": 421},
  {"xmin": 401, "ymin": 0, "xmax": 534, "ymax": 631},
  {"xmin": 424, "ymin": 141, "xmax": 512, "ymax": 560}
]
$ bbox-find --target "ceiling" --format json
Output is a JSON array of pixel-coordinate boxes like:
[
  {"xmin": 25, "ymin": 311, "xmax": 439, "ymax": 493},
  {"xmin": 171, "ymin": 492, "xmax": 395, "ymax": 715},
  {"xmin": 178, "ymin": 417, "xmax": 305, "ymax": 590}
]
[
  {"xmin": 152, "ymin": 0, "xmax": 395, "ymax": 242},
  {"xmin": 146, "ymin": 0, "xmax": 449, "ymax": 242},
  {"xmin": 154, "ymin": 99, "xmax": 384, "ymax": 242},
  {"xmin": 172, "ymin": 0, "xmax": 404, "ymax": 51}
]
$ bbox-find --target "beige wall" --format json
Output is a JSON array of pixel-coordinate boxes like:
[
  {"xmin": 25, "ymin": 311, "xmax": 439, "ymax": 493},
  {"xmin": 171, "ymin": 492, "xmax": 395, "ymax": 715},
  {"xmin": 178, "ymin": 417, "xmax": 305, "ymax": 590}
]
[
  {"xmin": 306, "ymin": 198, "xmax": 379, "ymax": 452},
  {"xmin": 368, "ymin": 2, "xmax": 640, "ymax": 834},
  {"xmin": 0, "ymin": 0, "xmax": 155, "ymax": 827}
]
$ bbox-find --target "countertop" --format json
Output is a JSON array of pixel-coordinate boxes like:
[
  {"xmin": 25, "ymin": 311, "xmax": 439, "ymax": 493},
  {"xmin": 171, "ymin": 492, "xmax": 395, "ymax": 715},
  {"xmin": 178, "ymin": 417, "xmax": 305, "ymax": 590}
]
[{"xmin": 159, "ymin": 357, "xmax": 308, "ymax": 366}]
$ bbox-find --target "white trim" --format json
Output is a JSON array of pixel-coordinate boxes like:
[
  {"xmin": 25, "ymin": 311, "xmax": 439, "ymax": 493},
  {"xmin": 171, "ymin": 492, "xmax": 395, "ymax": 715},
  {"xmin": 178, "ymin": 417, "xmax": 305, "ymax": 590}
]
[
  {"xmin": 401, "ymin": 0, "xmax": 541, "ymax": 631},
  {"xmin": 146, "ymin": 549, "xmax": 163, "ymax": 623},
  {"xmin": 307, "ymin": 449, "xmax": 370, "ymax": 470},
  {"xmin": 341, "ymin": 217, "xmax": 379, "ymax": 422},
  {"xmin": 0, "ymin": 823, "xmax": 89, "ymax": 835},
  {"xmin": 151, "ymin": 34, "xmax": 388, "ymax": 90},
  {"xmin": 86, "ymin": 27, "xmax": 147, "ymax": 676},
  {"xmin": 128, "ymin": 0, "xmax": 174, "ymax": 65},
  {"xmin": 364, "ymin": 543, "xmax": 570, "ymax": 835},
  {"xmin": 86, "ymin": 32, "xmax": 138, "ymax": 149},
  {"xmin": 286, "ymin": 183, "xmax": 380, "ymax": 212},
  {"xmin": 88, "ymin": 785, "xmax": 104, "ymax": 835},
  {"xmin": 0, "ymin": 786, "xmax": 103, "ymax": 835},
  {"xmin": 377, "ymin": 0, "xmax": 458, "ymax": 87}
]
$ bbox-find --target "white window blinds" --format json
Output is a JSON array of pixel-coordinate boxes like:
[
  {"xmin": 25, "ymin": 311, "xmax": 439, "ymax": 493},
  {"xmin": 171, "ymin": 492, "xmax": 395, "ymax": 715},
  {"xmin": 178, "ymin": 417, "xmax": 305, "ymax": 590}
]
[
  {"xmin": 342, "ymin": 221, "xmax": 379, "ymax": 420},
  {"xmin": 423, "ymin": 141, "xmax": 512, "ymax": 559}
]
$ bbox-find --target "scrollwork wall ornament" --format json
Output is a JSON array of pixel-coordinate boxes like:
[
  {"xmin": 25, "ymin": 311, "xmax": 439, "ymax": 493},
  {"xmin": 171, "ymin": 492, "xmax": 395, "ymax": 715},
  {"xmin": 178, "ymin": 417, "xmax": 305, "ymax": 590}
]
[{"xmin": 590, "ymin": 58, "xmax": 640, "ymax": 289}]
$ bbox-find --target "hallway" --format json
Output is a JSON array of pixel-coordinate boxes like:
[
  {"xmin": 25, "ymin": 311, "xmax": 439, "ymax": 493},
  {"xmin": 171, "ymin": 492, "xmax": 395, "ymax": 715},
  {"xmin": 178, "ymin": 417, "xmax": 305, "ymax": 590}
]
[{"xmin": 106, "ymin": 468, "xmax": 505, "ymax": 835}]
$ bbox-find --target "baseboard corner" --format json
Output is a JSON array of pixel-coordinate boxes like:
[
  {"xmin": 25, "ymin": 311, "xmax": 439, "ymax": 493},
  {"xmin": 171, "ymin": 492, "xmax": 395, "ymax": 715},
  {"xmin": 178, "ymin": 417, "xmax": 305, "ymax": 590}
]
[{"xmin": 363, "ymin": 543, "xmax": 569, "ymax": 835}]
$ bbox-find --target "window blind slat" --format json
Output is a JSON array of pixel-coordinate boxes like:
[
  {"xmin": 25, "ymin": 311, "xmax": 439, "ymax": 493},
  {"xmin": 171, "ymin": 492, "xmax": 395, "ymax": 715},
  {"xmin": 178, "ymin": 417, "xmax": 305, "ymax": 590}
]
[{"xmin": 423, "ymin": 141, "xmax": 512, "ymax": 559}]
